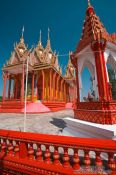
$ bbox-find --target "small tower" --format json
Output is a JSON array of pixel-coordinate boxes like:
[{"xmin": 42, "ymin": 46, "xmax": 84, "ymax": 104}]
[{"xmin": 71, "ymin": 0, "xmax": 116, "ymax": 124}]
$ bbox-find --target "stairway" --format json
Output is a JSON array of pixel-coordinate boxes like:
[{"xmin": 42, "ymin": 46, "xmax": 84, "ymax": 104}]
[
  {"xmin": 43, "ymin": 102, "xmax": 66, "ymax": 112},
  {"xmin": 0, "ymin": 101, "xmax": 25, "ymax": 113}
]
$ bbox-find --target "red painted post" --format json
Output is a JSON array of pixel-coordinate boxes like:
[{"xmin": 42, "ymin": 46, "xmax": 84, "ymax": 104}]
[
  {"xmin": 53, "ymin": 146, "xmax": 61, "ymax": 165},
  {"xmin": 53, "ymin": 72, "xmax": 57, "ymax": 101},
  {"xmin": 8, "ymin": 77, "xmax": 11, "ymax": 100},
  {"xmin": 42, "ymin": 70, "xmax": 45, "ymax": 101},
  {"xmin": 7, "ymin": 140, "xmax": 14, "ymax": 156},
  {"xmin": 44, "ymin": 145, "xmax": 51, "ymax": 164},
  {"xmin": 91, "ymin": 41, "xmax": 109, "ymax": 101},
  {"xmin": 31, "ymin": 72, "xmax": 34, "ymax": 102},
  {"xmin": 28, "ymin": 143, "xmax": 34, "ymax": 159},
  {"xmin": 21, "ymin": 64, "xmax": 25, "ymax": 103},
  {"xmin": 2, "ymin": 74, "xmax": 7, "ymax": 102},
  {"xmin": 95, "ymin": 151, "xmax": 102, "ymax": 168},
  {"xmin": 14, "ymin": 141, "xmax": 20, "ymax": 158},
  {"xmin": 36, "ymin": 144, "xmax": 43, "ymax": 161},
  {"xmin": 84, "ymin": 150, "xmax": 91, "ymax": 168},
  {"xmin": 73, "ymin": 149, "xmax": 80, "ymax": 170},
  {"xmin": 108, "ymin": 153, "xmax": 116, "ymax": 171},
  {"xmin": 1, "ymin": 139, "xmax": 6, "ymax": 154},
  {"xmin": 63, "ymin": 148, "xmax": 70, "ymax": 168},
  {"xmin": 49, "ymin": 69, "xmax": 52, "ymax": 101}
]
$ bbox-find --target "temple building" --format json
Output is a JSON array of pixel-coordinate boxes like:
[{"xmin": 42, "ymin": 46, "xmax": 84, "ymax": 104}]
[
  {"xmin": 71, "ymin": 0, "xmax": 116, "ymax": 125},
  {"xmin": 1, "ymin": 30, "xmax": 76, "ymax": 112},
  {"xmin": 62, "ymin": 0, "xmax": 116, "ymax": 140}
]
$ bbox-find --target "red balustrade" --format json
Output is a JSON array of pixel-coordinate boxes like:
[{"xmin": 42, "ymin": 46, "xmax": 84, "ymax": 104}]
[{"xmin": 0, "ymin": 129, "xmax": 116, "ymax": 175}]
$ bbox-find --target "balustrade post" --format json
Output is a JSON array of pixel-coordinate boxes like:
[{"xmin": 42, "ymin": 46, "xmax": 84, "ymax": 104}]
[
  {"xmin": 14, "ymin": 141, "xmax": 20, "ymax": 158},
  {"xmin": 7, "ymin": 140, "xmax": 14, "ymax": 156},
  {"xmin": 63, "ymin": 148, "xmax": 70, "ymax": 168},
  {"xmin": 73, "ymin": 149, "xmax": 80, "ymax": 170},
  {"xmin": 53, "ymin": 146, "xmax": 61, "ymax": 165},
  {"xmin": 84, "ymin": 150, "xmax": 91, "ymax": 168},
  {"xmin": 44, "ymin": 145, "xmax": 51, "ymax": 164},
  {"xmin": 108, "ymin": 153, "xmax": 116, "ymax": 171},
  {"xmin": 95, "ymin": 151, "xmax": 103, "ymax": 170},
  {"xmin": 36, "ymin": 144, "xmax": 43, "ymax": 161},
  {"xmin": 28, "ymin": 143, "xmax": 34, "ymax": 159},
  {"xmin": 1, "ymin": 139, "xmax": 6, "ymax": 155}
]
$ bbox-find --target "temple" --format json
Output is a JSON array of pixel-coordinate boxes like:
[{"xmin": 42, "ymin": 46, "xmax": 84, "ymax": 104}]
[
  {"xmin": 71, "ymin": 0, "xmax": 116, "ymax": 125},
  {"xmin": 0, "ymin": 1, "xmax": 116, "ymax": 174},
  {"xmin": 1, "ymin": 29, "xmax": 76, "ymax": 112}
]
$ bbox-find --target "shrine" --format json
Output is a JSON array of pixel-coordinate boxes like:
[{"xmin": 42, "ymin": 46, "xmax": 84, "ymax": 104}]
[
  {"xmin": 71, "ymin": 0, "xmax": 116, "ymax": 125},
  {"xmin": 1, "ymin": 30, "xmax": 76, "ymax": 113},
  {"xmin": 63, "ymin": 0, "xmax": 116, "ymax": 139}
]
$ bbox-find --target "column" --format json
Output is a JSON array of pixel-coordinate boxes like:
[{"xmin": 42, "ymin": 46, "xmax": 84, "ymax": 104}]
[
  {"xmin": 63, "ymin": 82, "xmax": 66, "ymax": 102},
  {"xmin": 91, "ymin": 41, "xmax": 110, "ymax": 101},
  {"xmin": 61, "ymin": 79, "xmax": 64, "ymax": 101},
  {"xmin": 21, "ymin": 64, "xmax": 25, "ymax": 103},
  {"xmin": 8, "ymin": 77, "xmax": 11, "ymax": 99},
  {"xmin": 2, "ymin": 73, "xmax": 7, "ymax": 102},
  {"xmin": 53, "ymin": 72, "xmax": 57, "ymax": 101},
  {"xmin": 56, "ymin": 75, "xmax": 60, "ymax": 101},
  {"xmin": 42, "ymin": 70, "xmax": 45, "ymax": 101},
  {"xmin": 31, "ymin": 72, "xmax": 34, "ymax": 102},
  {"xmin": 49, "ymin": 69, "xmax": 52, "ymax": 101}
]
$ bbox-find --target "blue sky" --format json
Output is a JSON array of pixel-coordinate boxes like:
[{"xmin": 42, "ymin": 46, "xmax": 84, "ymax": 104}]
[{"xmin": 0, "ymin": 0, "xmax": 116, "ymax": 97}]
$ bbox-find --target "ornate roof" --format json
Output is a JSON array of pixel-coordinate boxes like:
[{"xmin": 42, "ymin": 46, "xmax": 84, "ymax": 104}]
[
  {"xmin": 3, "ymin": 28, "xmax": 62, "ymax": 74},
  {"xmin": 6, "ymin": 32, "xmax": 29, "ymax": 66},
  {"xmin": 76, "ymin": 1, "xmax": 116, "ymax": 53}
]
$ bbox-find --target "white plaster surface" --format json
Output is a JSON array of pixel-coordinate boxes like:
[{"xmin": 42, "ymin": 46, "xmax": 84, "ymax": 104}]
[{"xmin": 62, "ymin": 117, "xmax": 116, "ymax": 140}]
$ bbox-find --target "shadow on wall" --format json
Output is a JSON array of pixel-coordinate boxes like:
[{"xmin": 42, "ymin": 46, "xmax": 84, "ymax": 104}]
[{"xmin": 50, "ymin": 118, "xmax": 66, "ymax": 130}]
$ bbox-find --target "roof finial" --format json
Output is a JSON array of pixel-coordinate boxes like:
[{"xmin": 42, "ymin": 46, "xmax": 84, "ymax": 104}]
[
  {"xmin": 22, "ymin": 26, "xmax": 24, "ymax": 38},
  {"xmin": 39, "ymin": 30, "xmax": 42, "ymax": 44},
  {"xmin": 48, "ymin": 27, "xmax": 50, "ymax": 40},
  {"xmin": 88, "ymin": 0, "xmax": 91, "ymax": 6}
]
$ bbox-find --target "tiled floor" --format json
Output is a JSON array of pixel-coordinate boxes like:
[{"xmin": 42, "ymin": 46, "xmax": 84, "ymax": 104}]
[{"xmin": 0, "ymin": 109, "xmax": 74, "ymax": 134}]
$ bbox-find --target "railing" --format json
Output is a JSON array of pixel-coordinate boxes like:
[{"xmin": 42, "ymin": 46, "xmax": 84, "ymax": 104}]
[{"xmin": 0, "ymin": 129, "xmax": 116, "ymax": 175}]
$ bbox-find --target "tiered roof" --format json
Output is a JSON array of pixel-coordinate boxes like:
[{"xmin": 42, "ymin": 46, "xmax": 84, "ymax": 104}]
[
  {"xmin": 3, "ymin": 28, "xmax": 62, "ymax": 74},
  {"xmin": 76, "ymin": 0, "xmax": 116, "ymax": 53}
]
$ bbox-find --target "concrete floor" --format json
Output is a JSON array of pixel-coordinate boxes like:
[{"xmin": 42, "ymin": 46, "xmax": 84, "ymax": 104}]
[{"xmin": 0, "ymin": 109, "xmax": 74, "ymax": 134}]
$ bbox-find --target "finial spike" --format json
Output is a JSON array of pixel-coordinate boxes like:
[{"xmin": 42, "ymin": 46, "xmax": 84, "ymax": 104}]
[
  {"xmin": 88, "ymin": 0, "xmax": 91, "ymax": 6},
  {"xmin": 48, "ymin": 27, "xmax": 50, "ymax": 40},
  {"xmin": 39, "ymin": 30, "xmax": 42, "ymax": 43},
  {"xmin": 22, "ymin": 26, "xmax": 24, "ymax": 38}
]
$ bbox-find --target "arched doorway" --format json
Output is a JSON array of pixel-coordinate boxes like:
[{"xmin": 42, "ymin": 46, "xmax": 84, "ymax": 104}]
[
  {"xmin": 106, "ymin": 54, "xmax": 116, "ymax": 100},
  {"xmin": 107, "ymin": 64, "xmax": 116, "ymax": 100},
  {"xmin": 81, "ymin": 67, "xmax": 94, "ymax": 101},
  {"xmin": 80, "ymin": 60, "xmax": 97, "ymax": 102}
]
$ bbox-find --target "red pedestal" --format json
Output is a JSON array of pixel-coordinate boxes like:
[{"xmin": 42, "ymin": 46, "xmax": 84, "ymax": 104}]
[{"xmin": 74, "ymin": 101, "xmax": 116, "ymax": 124}]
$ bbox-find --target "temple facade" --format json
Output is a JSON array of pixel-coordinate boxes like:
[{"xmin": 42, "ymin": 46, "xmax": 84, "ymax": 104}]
[{"xmin": 1, "ymin": 30, "xmax": 76, "ymax": 112}]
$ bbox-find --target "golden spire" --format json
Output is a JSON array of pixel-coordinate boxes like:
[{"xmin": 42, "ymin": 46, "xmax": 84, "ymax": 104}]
[
  {"xmin": 88, "ymin": 0, "xmax": 91, "ymax": 6},
  {"xmin": 45, "ymin": 27, "xmax": 52, "ymax": 52},
  {"xmin": 20, "ymin": 26, "xmax": 25, "ymax": 44},
  {"xmin": 39, "ymin": 30, "xmax": 42, "ymax": 43},
  {"xmin": 48, "ymin": 27, "xmax": 50, "ymax": 41},
  {"xmin": 37, "ymin": 30, "xmax": 44, "ymax": 51},
  {"xmin": 22, "ymin": 26, "xmax": 24, "ymax": 38},
  {"xmin": 38, "ymin": 30, "xmax": 42, "ymax": 45}
]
